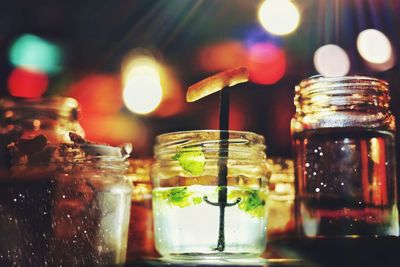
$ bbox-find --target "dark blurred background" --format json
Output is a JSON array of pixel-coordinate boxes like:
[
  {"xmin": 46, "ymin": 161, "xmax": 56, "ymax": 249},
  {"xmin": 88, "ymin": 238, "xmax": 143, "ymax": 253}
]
[{"xmin": 0, "ymin": 0, "xmax": 400, "ymax": 157}]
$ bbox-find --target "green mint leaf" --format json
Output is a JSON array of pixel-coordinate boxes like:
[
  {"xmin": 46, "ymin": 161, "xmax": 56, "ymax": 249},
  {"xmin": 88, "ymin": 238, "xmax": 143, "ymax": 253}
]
[
  {"xmin": 173, "ymin": 146, "xmax": 205, "ymax": 176},
  {"xmin": 154, "ymin": 187, "xmax": 203, "ymax": 208},
  {"xmin": 228, "ymin": 188, "xmax": 267, "ymax": 218}
]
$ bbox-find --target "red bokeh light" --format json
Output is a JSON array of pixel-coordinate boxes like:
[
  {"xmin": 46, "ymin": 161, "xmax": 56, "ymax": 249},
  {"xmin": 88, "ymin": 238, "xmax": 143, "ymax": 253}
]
[
  {"xmin": 67, "ymin": 74, "xmax": 123, "ymax": 115},
  {"xmin": 8, "ymin": 68, "xmax": 48, "ymax": 98},
  {"xmin": 247, "ymin": 42, "xmax": 286, "ymax": 85}
]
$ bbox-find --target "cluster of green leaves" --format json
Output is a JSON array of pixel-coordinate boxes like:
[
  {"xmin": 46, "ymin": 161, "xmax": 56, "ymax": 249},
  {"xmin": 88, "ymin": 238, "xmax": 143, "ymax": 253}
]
[
  {"xmin": 153, "ymin": 187, "xmax": 203, "ymax": 208},
  {"xmin": 172, "ymin": 146, "xmax": 205, "ymax": 176},
  {"xmin": 228, "ymin": 188, "xmax": 267, "ymax": 218}
]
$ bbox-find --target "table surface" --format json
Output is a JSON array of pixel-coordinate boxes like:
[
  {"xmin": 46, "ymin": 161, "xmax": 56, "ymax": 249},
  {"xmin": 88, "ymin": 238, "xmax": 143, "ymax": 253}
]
[{"xmin": 125, "ymin": 237, "xmax": 400, "ymax": 267}]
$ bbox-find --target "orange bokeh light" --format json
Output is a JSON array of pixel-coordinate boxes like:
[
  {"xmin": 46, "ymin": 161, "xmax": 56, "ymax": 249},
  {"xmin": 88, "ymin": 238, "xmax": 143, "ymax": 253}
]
[
  {"xmin": 67, "ymin": 74, "xmax": 123, "ymax": 115},
  {"xmin": 8, "ymin": 68, "xmax": 48, "ymax": 98},
  {"xmin": 198, "ymin": 41, "xmax": 286, "ymax": 85},
  {"xmin": 198, "ymin": 41, "xmax": 247, "ymax": 72}
]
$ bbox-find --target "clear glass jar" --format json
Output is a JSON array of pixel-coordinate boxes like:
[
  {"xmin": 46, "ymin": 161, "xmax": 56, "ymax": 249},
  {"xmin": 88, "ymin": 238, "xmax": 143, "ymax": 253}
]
[
  {"xmin": 126, "ymin": 159, "xmax": 158, "ymax": 260},
  {"xmin": 266, "ymin": 158, "xmax": 295, "ymax": 239},
  {"xmin": 291, "ymin": 76, "xmax": 399, "ymax": 237},
  {"xmin": 0, "ymin": 97, "xmax": 132, "ymax": 266},
  {"xmin": 151, "ymin": 130, "xmax": 269, "ymax": 259}
]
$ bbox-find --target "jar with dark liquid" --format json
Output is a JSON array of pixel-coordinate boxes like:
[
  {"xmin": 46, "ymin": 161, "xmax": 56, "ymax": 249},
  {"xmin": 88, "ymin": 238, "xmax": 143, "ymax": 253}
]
[
  {"xmin": 291, "ymin": 76, "xmax": 399, "ymax": 237},
  {"xmin": 0, "ymin": 97, "xmax": 132, "ymax": 266}
]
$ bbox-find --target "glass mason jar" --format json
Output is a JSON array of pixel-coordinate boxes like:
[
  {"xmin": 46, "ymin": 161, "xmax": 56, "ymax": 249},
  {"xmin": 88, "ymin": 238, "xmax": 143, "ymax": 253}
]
[
  {"xmin": 0, "ymin": 97, "xmax": 132, "ymax": 266},
  {"xmin": 291, "ymin": 76, "xmax": 399, "ymax": 237},
  {"xmin": 126, "ymin": 159, "xmax": 158, "ymax": 260},
  {"xmin": 151, "ymin": 130, "xmax": 269, "ymax": 259},
  {"xmin": 266, "ymin": 158, "xmax": 295, "ymax": 239}
]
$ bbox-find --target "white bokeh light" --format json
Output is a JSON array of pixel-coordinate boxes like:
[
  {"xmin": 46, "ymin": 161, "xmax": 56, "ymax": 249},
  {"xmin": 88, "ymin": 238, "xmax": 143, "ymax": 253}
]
[
  {"xmin": 357, "ymin": 29, "xmax": 392, "ymax": 64},
  {"xmin": 258, "ymin": 0, "xmax": 300, "ymax": 36},
  {"xmin": 313, "ymin": 44, "xmax": 350, "ymax": 77},
  {"xmin": 122, "ymin": 57, "xmax": 163, "ymax": 115}
]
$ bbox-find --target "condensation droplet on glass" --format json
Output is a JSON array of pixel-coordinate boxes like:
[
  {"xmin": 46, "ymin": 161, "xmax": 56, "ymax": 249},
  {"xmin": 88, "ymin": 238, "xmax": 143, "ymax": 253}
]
[
  {"xmin": 385, "ymin": 162, "xmax": 389, "ymax": 166},
  {"xmin": 341, "ymin": 182, "xmax": 344, "ymax": 186},
  {"xmin": 313, "ymin": 172, "xmax": 317, "ymax": 176},
  {"xmin": 13, "ymin": 198, "xmax": 17, "ymax": 202},
  {"xmin": 67, "ymin": 214, "xmax": 70, "ymax": 218},
  {"xmin": 62, "ymin": 195, "xmax": 66, "ymax": 199},
  {"xmin": 319, "ymin": 152, "xmax": 323, "ymax": 156},
  {"xmin": 315, "ymin": 188, "xmax": 320, "ymax": 192},
  {"xmin": 314, "ymin": 149, "xmax": 318, "ymax": 153},
  {"xmin": 305, "ymin": 162, "xmax": 310, "ymax": 167}
]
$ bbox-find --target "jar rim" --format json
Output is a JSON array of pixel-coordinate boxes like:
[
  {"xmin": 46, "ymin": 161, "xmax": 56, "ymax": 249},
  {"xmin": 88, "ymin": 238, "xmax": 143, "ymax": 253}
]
[
  {"xmin": 156, "ymin": 130, "xmax": 265, "ymax": 144},
  {"xmin": 154, "ymin": 130, "xmax": 266, "ymax": 158},
  {"xmin": 0, "ymin": 96, "xmax": 79, "ymax": 109},
  {"xmin": 299, "ymin": 75, "xmax": 388, "ymax": 89},
  {"xmin": 0, "ymin": 96, "xmax": 81, "ymax": 122}
]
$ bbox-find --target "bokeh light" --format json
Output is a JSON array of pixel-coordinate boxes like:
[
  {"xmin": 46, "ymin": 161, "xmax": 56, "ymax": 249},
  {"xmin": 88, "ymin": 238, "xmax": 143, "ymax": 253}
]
[
  {"xmin": 8, "ymin": 68, "xmax": 48, "ymax": 98},
  {"xmin": 122, "ymin": 56, "xmax": 163, "ymax": 115},
  {"xmin": 80, "ymin": 113, "xmax": 149, "ymax": 153},
  {"xmin": 9, "ymin": 34, "xmax": 62, "ymax": 73},
  {"xmin": 258, "ymin": 0, "xmax": 300, "ymax": 36},
  {"xmin": 313, "ymin": 44, "xmax": 350, "ymax": 77},
  {"xmin": 247, "ymin": 42, "xmax": 286, "ymax": 85},
  {"xmin": 153, "ymin": 67, "xmax": 184, "ymax": 117},
  {"xmin": 67, "ymin": 74, "xmax": 123, "ymax": 115},
  {"xmin": 198, "ymin": 41, "xmax": 247, "ymax": 72},
  {"xmin": 357, "ymin": 29, "xmax": 392, "ymax": 64}
]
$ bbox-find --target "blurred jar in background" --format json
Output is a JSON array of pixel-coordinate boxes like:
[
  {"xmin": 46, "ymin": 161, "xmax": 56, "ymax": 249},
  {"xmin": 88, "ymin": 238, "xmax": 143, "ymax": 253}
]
[
  {"xmin": 267, "ymin": 158, "xmax": 296, "ymax": 239},
  {"xmin": 0, "ymin": 97, "xmax": 132, "ymax": 266},
  {"xmin": 126, "ymin": 159, "xmax": 158, "ymax": 260}
]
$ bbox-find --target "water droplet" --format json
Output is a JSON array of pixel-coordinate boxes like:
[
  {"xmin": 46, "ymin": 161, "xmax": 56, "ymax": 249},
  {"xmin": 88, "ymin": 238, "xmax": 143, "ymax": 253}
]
[
  {"xmin": 62, "ymin": 195, "xmax": 66, "ymax": 199},
  {"xmin": 319, "ymin": 152, "xmax": 323, "ymax": 156},
  {"xmin": 315, "ymin": 188, "xmax": 320, "ymax": 193},
  {"xmin": 313, "ymin": 172, "xmax": 317, "ymax": 176},
  {"xmin": 305, "ymin": 163, "xmax": 310, "ymax": 167},
  {"xmin": 385, "ymin": 162, "xmax": 389, "ymax": 166},
  {"xmin": 314, "ymin": 149, "xmax": 318, "ymax": 153},
  {"xmin": 13, "ymin": 198, "xmax": 17, "ymax": 202},
  {"xmin": 341, "ymin": 182, "xmax": 344, "ymax": 186},
  {"xmin": 341, "ymin": 147, "xmax": 345, "ymax": 151},
  {"xmin": 67, "ymin": 214, "xmax": 70, "ymax": 218}
]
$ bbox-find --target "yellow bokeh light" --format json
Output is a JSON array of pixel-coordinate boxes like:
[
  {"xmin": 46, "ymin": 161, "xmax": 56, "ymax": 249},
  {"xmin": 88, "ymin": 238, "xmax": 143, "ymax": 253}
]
[
  {"xmin": 357, "ymin": 29, "xmax": 392, "ymax": 64},
  {"xmin": 258, "ymin": 0, "xmax": 300, "ymax": 36},
  {"xmin": 122, "ymin": 56, "xmax": 163, "ymax": 115}
]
